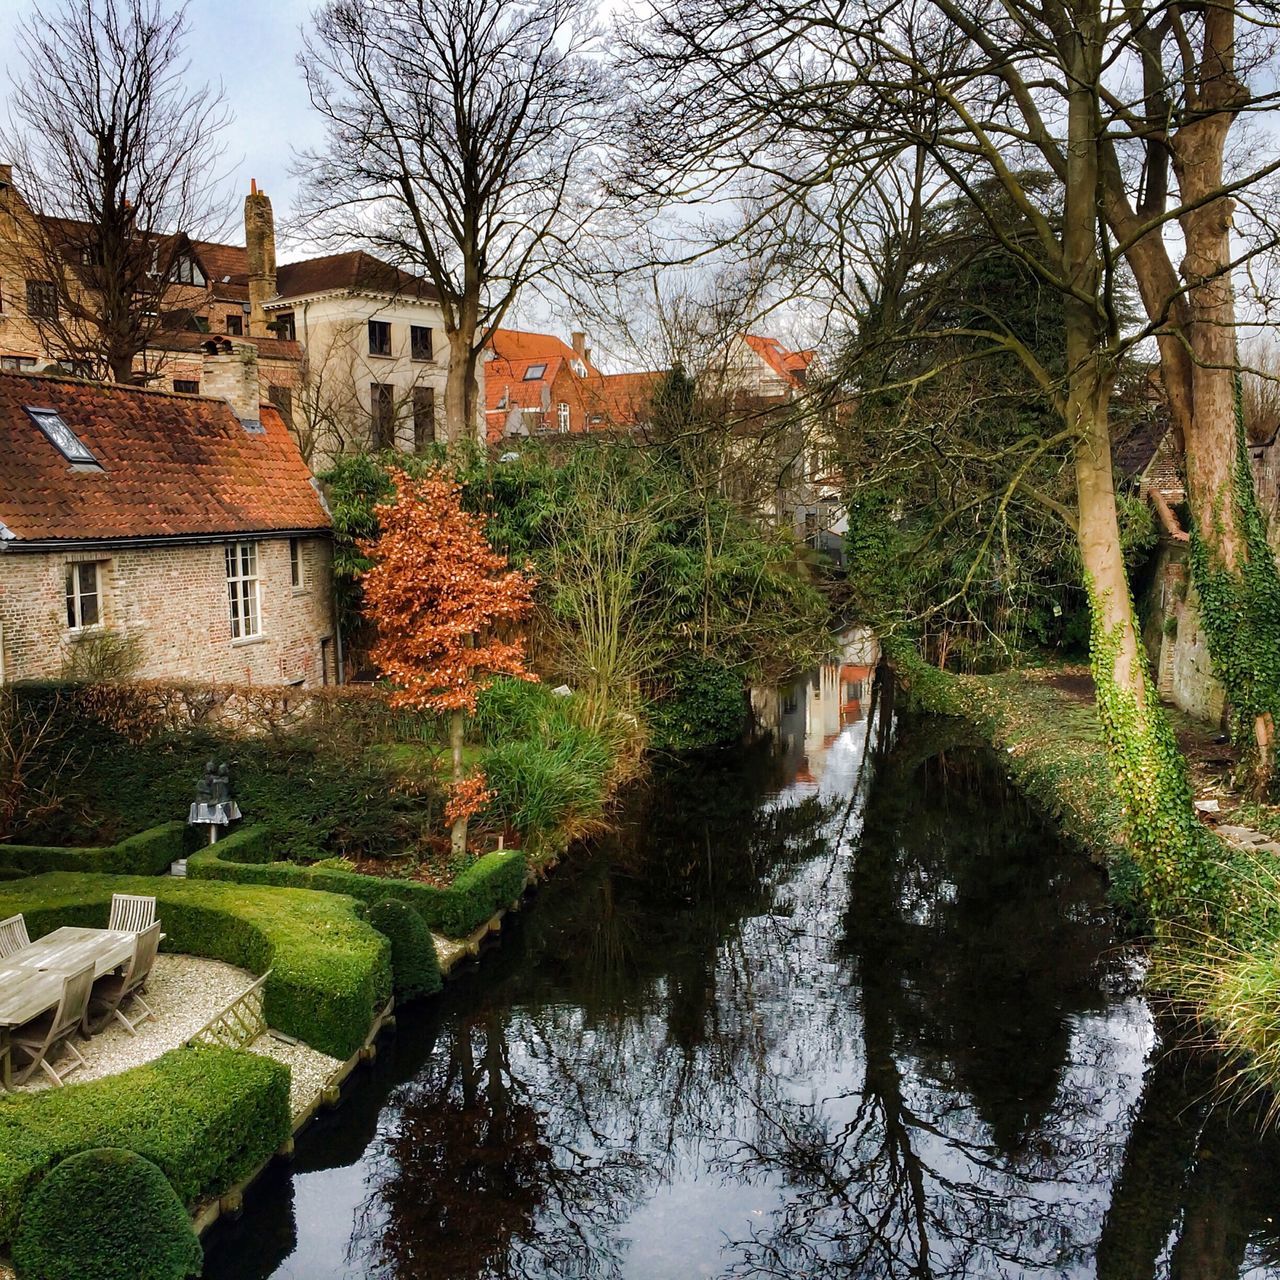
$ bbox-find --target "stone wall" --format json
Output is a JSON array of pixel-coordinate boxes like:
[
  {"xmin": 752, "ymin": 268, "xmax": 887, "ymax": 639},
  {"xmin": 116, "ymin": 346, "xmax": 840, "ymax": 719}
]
[{"xmin": 0, "ymin": 536, "xmax": 336, "ymax": 687}]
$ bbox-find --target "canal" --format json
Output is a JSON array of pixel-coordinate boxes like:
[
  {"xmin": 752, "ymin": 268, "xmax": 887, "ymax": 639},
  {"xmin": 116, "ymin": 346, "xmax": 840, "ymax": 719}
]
[{"xmin": 204, "ymin": 680, "xmax": 1280, "ymax": 1279}]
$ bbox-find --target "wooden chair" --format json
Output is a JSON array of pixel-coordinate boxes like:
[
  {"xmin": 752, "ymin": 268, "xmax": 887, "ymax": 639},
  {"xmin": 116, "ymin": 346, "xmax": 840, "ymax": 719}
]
[
  {"xmin": 10, "ymin": 965, "xmax": 94, "ymax": 1087},
  {"xmin": 83, "ymin": 922, "xmax": 161, "ymax": 1036},
  {"xmin": 108, "ymin": 894, "xmax": 156, "ymax": 933},
  {"xmin": 0, "ymin": 914, "xmax": 30, "ymax": 959}
]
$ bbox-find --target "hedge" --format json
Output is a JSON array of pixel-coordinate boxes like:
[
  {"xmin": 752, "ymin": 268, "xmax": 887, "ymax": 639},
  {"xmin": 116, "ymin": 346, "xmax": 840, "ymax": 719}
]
[
  {"xmin": 0, "ymin": 1045, "xmax": 288, "ymax": 1251},
  {"xmin": 189, "ymin": 830, "xmax": 528, "ymax": 939},
  {"xmin": 0, "ymin": 873, "xmax": 390, "ymax": 1059},
  {"xmin": 367, "ymin": 899, "xmax": 442, "ymax": 1001},
  {"xmin": 0, "ymin": 822, "xmax": 185, "ymax": 877},
  {"xmin": 12, "ymin": 1147, "xmax": 202, "ymax": 1280}
]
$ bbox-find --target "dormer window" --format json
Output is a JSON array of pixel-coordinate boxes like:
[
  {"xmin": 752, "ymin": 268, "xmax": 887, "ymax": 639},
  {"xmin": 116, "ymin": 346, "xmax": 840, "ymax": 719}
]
[
  {"xmin": 172, "ymin": 254, "xmax": 205, "ymax": 286},
  {"xmin": 523, "ymin": 363, "xmax": 546, "ymax": 381},
  {"xmin": 26, "ymin": 407, "xmax": 98, "ymax": 465}
]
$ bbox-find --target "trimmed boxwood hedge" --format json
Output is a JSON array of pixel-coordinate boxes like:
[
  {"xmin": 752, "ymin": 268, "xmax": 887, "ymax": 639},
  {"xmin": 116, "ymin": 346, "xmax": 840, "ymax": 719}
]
[
  {"xmin": 0, "ymin": 821, "xmax": 186, "ymax": 877},
  {"xmin": 368, "ymin": 899, "xmax": 442, "ymax": 1001},
  {"xmin": 0, "ymin": 873, "xmax": 390, "ymax": 1059},
  {"xmin": 189, "ymin": 830, "xmax": 528, "ymax": 939},
  {"xmin": 12, "ymin": 1147, "xmax": 202, "ymax": 1280},
  {"xmin": 0, "ymin": 1045, "xmax": 288, "ymax": 1251}
]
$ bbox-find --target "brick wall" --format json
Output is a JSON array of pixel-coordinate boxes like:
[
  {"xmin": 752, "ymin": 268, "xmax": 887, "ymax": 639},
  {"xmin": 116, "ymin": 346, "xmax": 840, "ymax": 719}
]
[{"xmin": 0, "ymin": 536, "xmax": 336, "ymax": 687}]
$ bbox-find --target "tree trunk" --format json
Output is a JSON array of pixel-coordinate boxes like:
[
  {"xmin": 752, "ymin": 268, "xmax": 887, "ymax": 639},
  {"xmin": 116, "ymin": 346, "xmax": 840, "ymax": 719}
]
[
  {"xmin": 1062, "ymin": 17, "xmax": 1214, "ymax": 913},
  {"xmin": 450, "ymin": 706, "xmax": 467, "ymax": 858},
  {"xmin": 1101, "ymin": 0, "xmax": 1280, "ymax": 794}
]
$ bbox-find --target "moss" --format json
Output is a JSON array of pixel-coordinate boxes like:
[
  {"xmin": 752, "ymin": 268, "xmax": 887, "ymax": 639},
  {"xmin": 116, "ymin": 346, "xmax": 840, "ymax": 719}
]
[
  {"xmin": 0, "ymin": 873, "xmax": 389, "ymax": 1058},
  {"xmin": 0, "ymin": 1046, "xmax": 287, "ymax": 1251},
  {"xmin": 12, "ymin": 1148, "xmax": 202, "ymax": 1280}
]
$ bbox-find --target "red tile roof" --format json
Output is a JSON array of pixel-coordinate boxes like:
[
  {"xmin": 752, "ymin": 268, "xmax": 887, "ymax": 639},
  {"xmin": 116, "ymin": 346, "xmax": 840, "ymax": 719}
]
[
  {"xmin": 743, "ymin": 334, "xmax": 814, "ymax": 388},
  {"xmin": 491, "ymin": 329, "xmax": 588, "ymax": 365},
  {"xmin": 0, "ymin": 372, "xmax": 329, "ymax": 544},
  {"xmin": 153, "ymin": 330, "xmax": 304, "ymax": 362}
]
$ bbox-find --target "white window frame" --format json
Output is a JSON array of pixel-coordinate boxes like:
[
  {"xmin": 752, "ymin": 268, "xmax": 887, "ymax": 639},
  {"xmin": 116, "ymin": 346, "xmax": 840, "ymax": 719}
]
[
  {"xmin": 226, "ymin": 541, "xmax": 261, "ymax": 641},
  {"xmin": 557, "ymin": 401, "xmax": 570, "ymax": 433},
  {"xmin": 65, "ymin": 561, "xmax": 102, "ymax": 631},
  {"xmin": 289, "ymin": 537, "xmax": 306, "ymax": 592}
]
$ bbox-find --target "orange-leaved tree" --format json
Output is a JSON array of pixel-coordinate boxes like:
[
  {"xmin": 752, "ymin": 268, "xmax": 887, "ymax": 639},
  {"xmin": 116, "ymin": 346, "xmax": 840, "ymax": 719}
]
[{"xmin": 359, "ymin": 467, "xmax": 536, "ymax": 857}]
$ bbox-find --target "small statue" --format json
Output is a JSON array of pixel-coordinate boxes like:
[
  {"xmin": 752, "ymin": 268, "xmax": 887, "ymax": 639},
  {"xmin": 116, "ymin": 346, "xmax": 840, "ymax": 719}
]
[
  {"xmin": 195, "ymin": 759, "xmax": 217, "ymax": 806},
  {"xmin": 210, "ymin": 763, "xmax": 231, "ymax": 806},
  {"xmin": 188, "ymin": 759, "xmax": 241, "ymax": 840}
]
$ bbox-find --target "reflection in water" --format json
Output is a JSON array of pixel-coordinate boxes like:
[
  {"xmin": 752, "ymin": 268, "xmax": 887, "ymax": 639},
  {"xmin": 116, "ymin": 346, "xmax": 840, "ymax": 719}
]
[{"xmin": 204, "ymin": 668, "xmax": 1280, "ymax": 1280}]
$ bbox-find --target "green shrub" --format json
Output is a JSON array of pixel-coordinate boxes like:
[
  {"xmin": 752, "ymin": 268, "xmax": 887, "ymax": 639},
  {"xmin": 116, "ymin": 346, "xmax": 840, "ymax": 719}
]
[
  {"xmin": 0, "ymin": 822, "xmax": 185, "ymax": 877},
  {"xmin": 647, "ymin": 656, "xmax": 746, "ymax": 752},
  {"xmin": 470, "ymin": 676, "xmax": 568, "ymax": 745},
  {"xmin": 367, "ymin": 899, "xmax": 442, "ymax": 1000},
  {"xmin": 188, "ymin": 841, "xmax": 527, "ymax": 939},
  {"xmin": 0, "ymin": 1046, "xmax": 287, "ymax": 1251},
  {"xmin": 0, "ymin": 874, "xmax": 389, "ymax": 1058},
  {"xmin": 13, "ymin": 1148, "xmax": 202, "ymax": 1280},
  {"xmin": 482, "ymin": 734, "xmax": 609, "ymax": 835}
]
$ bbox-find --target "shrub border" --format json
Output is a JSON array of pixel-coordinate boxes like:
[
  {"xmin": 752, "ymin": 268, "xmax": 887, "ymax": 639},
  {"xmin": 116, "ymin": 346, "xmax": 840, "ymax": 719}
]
[
  {"xmin": 188, "ymin": 827, "xmax": 528, "ymax": 938},
  {"xmin": 0, "ymin": 822, "xmax": 186, "ymax": 877}
]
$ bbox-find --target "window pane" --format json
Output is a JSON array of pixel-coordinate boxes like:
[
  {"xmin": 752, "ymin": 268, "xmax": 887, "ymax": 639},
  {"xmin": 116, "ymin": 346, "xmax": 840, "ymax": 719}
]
[
  {"xmin": 65, "ymin": 566, "xmax": 76, "ymax": 628},
  {"xmin": 80, "ymin": 585, "xmax": 99, "ymax": 627},
  {"xmin": 290, "ymin": 538, "xmax": 301, "ymax": 588}
]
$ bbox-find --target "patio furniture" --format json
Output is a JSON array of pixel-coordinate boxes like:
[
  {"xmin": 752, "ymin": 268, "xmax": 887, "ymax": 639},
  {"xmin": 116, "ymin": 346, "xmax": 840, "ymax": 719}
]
[
  {"xmin": 82, "ymin": 922, "xmax": 161, "ymax": 1036},
  {"xmin": 108, "ymin": 893, "xmax": 157, "ymax": 933},
  {"xmin": 0, "ymin": 914, "xmax": 30, "ymax": 959},
  {"xmin": 9, "ymin": 964, "xmax": 94, "ymax": 1087}
]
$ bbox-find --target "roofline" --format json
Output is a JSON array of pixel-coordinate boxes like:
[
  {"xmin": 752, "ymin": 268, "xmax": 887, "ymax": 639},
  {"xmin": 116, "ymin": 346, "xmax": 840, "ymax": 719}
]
[
  {"xmin": 263, "ymin": 289, "xmax": 439, "ymax": 310},
  {"xmin": 0, "ymin": 367, "xmax": 283, "ymax": 411},
  {"xmin": 0, "ymin": 527, "xmax": 332, "ymax": 554}
]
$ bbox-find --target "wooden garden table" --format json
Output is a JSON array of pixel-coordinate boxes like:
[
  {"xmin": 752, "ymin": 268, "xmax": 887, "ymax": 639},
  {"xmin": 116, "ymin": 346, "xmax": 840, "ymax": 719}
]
[{"xmin": 0, "ymin": 928, "xmax": 136, "ymax": 1089}]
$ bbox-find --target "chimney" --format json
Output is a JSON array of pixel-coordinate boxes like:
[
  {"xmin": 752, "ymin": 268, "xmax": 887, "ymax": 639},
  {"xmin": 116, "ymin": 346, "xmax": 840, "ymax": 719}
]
[
  {"xmin": 571, "ymin": 330, "xmax": 586, "ymax": 359},
  {"xmin": 201, "ymin": 339, "xmax": 262, "ymax": 431},
  {"xmin": 0, "ymin": 164, "xmax": 11, "ymax": 188},
  {"xmin": 244, "ymin": 180, "xmax": 277, "ymax": 338}
]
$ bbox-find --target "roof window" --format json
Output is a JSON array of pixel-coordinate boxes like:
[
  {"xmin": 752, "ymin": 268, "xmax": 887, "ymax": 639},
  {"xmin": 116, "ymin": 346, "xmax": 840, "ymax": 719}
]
[
  {"xmin": 523, "ymin": 363, "xmax": 547, "ymax": 380},
  {"xmin": 26, "ymin": 407, "xmax": 99, "ymax": 465}
]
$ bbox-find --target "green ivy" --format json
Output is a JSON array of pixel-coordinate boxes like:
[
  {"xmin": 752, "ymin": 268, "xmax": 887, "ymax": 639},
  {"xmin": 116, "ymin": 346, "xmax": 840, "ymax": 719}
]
[
  {"xmin": 1085, "ymin": 579, "xmax": 1222, "ymax": 920},
  {"xmin": 1187, "ymin": 376, "xmax": 1280, "ymax": 796}
]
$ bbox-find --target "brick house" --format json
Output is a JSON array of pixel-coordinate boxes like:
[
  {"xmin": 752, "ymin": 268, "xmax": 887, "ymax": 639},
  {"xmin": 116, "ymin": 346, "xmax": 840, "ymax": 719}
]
[{"xmin": 0, "ymin": 345, "xmax": 337, "ymax": 687}]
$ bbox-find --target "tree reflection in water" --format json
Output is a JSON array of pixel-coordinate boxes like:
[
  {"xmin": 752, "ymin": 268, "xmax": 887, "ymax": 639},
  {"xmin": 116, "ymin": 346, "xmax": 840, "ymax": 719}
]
[{"xmin": 221, "ymin": 676, "xmax": 1280, "ymax": 1280}]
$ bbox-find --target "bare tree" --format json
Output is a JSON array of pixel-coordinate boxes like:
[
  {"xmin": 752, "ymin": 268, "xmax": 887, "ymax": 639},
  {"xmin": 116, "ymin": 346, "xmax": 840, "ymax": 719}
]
[
  {"xmin": 0, "ymin": 0, "xmax": 232, "ymax": 383},
  {"xmin": 297, "ymin": 0, "xmax": 617, "ymax": 444}
]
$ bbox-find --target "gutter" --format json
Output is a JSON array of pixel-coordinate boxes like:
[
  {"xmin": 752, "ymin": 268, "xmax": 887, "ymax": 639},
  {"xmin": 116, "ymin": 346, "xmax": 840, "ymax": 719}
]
[{"xmin": 0, "ymin": 527, "xmax": 333, "ymax": 554}]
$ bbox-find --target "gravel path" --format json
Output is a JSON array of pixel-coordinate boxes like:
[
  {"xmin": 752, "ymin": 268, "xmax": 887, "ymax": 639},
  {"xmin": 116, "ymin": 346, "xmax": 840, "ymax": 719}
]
[{"xmin": 252, "ymin": 1032, "xmax": 342, "ymax": 1120}]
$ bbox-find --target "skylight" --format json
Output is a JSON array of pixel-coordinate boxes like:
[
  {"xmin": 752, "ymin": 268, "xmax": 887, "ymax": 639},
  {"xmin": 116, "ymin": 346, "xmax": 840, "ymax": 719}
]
[
  {"xmin": 26, "ymin": 407, "xmax": 98, "ymax": 465},
  {"xmin": 523, "ymin": 363, "xmax": 547, "ymax": 380}
]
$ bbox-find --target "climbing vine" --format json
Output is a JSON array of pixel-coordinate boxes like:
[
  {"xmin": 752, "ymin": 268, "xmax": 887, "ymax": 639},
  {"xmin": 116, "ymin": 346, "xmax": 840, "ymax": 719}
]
[
  {"xmin": 1085, "ymin": 579, "xmax": 1223, "ymax": 921},
  {"xmin": 1188, "ymin": 375, "xmax": 1280, "ymax": 798}
]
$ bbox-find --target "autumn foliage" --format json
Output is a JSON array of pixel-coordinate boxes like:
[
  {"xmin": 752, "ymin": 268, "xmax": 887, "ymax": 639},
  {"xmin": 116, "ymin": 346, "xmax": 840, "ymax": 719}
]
[{"xmin": 359, "ymin": 468, "xmax": 537, "ymax": 714}]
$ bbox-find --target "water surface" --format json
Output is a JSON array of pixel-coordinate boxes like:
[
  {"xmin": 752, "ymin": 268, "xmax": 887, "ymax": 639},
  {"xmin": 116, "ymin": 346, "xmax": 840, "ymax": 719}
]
[{"xmin": 205, "ymin": 687, "xmax": 1280, "ymax": 1279}]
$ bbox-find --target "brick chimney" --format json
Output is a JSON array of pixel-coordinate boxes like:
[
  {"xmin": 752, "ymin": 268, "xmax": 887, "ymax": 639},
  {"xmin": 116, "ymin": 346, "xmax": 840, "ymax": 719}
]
[
  {"xmin": 201, "ymin": 339, "xmax": 262, "ymax": 430},
  {"xmin": 244, "ymin": 180, "xmax": 277, "ymax": 338},
  {"xmin": 571, "ymin": 330, "xmax": 586, "ymax": 357}
]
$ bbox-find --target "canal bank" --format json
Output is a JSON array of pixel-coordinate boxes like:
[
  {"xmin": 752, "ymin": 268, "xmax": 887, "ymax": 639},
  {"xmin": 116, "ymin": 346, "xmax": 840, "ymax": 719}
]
[
  {"xmin": 888, "ymin": 641, "xmax": 1280, "ymax": 1111},
  {"xmin": 202, "ymin": 688, "xmax": 1280, "ymax": 1279}
]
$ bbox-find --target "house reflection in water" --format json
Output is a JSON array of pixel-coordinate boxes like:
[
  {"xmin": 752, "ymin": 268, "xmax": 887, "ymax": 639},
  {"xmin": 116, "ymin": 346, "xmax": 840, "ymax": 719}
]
[{"xmin": 758, "ymin": 625, "xmax": 879, "ymax": 783}]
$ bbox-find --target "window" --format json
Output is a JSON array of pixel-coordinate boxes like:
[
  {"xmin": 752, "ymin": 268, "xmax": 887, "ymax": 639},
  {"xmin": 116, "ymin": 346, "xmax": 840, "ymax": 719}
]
[
  {"xmin": 413, "ymin": 386, "xmax": 436, "ymax": 450},
  {"xmin": 522, "ymin": 363, "xmax": 546, "ymax": 381},
  {"xmin": 290, "ymin": 538, "xmax": 305, "ymax": 590},
  {"xmin": 25, "ymin": 279, "xmax": 57, "ymax": 320},
  {"xmin": 226, "ymin": 314, "xmax": 243, "ymax": 336},
  {"xmin": 65, "ymin": 561, "xmax": 101, "ymax": 630},
  {"xmin": 225, "ymin": 542, "xmax": 260, "ymax": 640},
  {"xmin": 273, "ymin": 312, "xmax": 296, "ymax": 341},
  {"xmin": 268, "ymin": 385, "xmax": 293, "ymax": 425},
  {"xmin": 368, "ymin": 320, "xmax": 392, "ymax": 357},
  {"xmin": 0, "ymin": 356, "xmax": 36, "ymax": 371},
  {"xmin": 173, "ymin": 379, "xmax": 199, "ymax": 394},
  {"xmin": 26, "ymin": 407, "xmax": 97, "ymax": 464},
  {"xmin": 370, "ymin": 382, "xmax": 396, "ymax": 449},
  {"xmin": 410, "ymin": 325, "xmax": 433, "ymax": 362},
  {"xmin": 172, "ymin": 255, "xmax": 205, "ymax": 286},
  {"xmin": 557, "ymin": 402, "xmax": 570, "ymax": 433}
]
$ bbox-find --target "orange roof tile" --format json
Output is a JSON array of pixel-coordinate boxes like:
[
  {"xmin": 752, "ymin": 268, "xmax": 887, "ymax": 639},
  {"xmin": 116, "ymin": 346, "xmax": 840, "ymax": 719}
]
[
  {"xmin": 743, "ymin": 334, "xmax": 814, "ymax": 388},
  {"xmin": 0, "ymin": 372, "xmax": 329, "ymax": 544},
  {"xmin": 491, "ymin": 329, "xmax": 588, "ymax": 366}
]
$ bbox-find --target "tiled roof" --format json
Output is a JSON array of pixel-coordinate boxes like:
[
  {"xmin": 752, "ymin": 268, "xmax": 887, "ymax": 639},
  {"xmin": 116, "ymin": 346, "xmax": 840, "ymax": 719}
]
[
  {"xmin": 743, "ymin": 334, "xmax": 814, "ymax": 387},
  {"xmin": 589, "ymin": 371, "xmax": 662, "ymax": 425},
  {"xmin": 491, "ymin": 329, "xmax": 588, "ymax": 366},
  {"xmin": 0, "ymin": 372, "xmax": 329, "ymax": 544},
  {"xmin": 192, "ymin": 239, "xmax": 249, "ymax": 287},
  {"xmin": 275, "ymin": 252, "xmax": 437, "ymax": 303},
  {"xmin": 485, "ymin": 356, "xmax": 561, "ymax": 416}
]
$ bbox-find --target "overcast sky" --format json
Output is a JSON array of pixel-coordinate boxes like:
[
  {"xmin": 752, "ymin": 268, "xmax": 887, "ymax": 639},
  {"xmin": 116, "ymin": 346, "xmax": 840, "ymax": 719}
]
[{"xmin": 0, "ymin": 0, "xmax": 327, "ymax": 258}]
